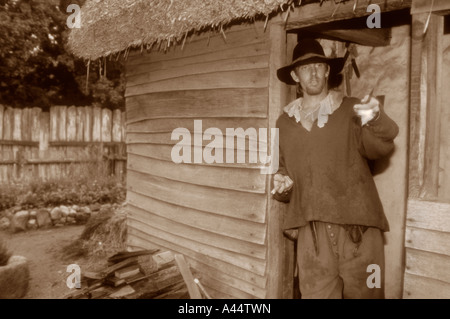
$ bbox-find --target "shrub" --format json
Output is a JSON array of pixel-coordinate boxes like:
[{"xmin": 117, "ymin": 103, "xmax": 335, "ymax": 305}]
[{"xmin": 0, "ymin": 239, "xmax": 12, "ymax": 267}]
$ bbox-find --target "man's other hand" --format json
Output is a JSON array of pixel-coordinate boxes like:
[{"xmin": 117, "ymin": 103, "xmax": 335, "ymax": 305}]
[{"xmin": 272, "ymin": 173, "xmax": 294, "ymax": 194}]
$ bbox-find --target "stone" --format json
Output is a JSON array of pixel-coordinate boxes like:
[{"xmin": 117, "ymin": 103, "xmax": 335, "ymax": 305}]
[
  {"xmin": 67, "ymin": 217, "xmax": 76, "ymax": 224},
  {"xmin": 59, "ymin": 205, "xmax": 70, "ymax": 218},
  {"xmin": 80, "ymin": 206, "xmax": 91, "ymax": 214},
  {"xmin": 60, "ymin": 217, "xmax": 67, "ymax": 224},
  {"xmin": 69, "ymin": 208, "xmax": 77, "ymax": 217},
  {"xmin": 29, "ymin": 210, "xmax": 37, "ymax": 219},
  {"xmin": 0, "ymin": 217, "xmax": 10, "ymax": 231},
  {"xmin": 0, "ymin": 255, "xmax": 30, "ymax": 299},
  {"xmin": 50, "ymin": 207, "xmax": 62, "ymax": 221},
  {"xmin": 11, "ymin": 211, "xmax": 29, "ymax": 233},
  {"xmin": 26, "ymin": 219, "xmax": 37, "ymax": 230},
  {"xmin": 35, "ymin": 209, "xmax": 52, "ymax": 229},
  {"xmin": 71, "ymin": 205, "xmax": 80, "ymax": 212},
  {"xmin": 89, "ymin": 203, "xmax": 101, "ymax": 212},
  {"xmin": 11, "ymin": 206, "xmax": 23, "ymax": 214}
]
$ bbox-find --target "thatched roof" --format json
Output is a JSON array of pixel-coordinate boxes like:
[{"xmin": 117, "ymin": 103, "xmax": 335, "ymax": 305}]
[{"xmin": 68, "ymin": 0, "xmax": 300, "ymax": 60}]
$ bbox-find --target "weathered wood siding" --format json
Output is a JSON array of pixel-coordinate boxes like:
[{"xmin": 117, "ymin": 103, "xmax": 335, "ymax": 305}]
[
  {"xmin": 404, "ymin": 13, "xmax": 450, "ymax": 298},
  {"xmin": 125, "ymin": 23, "xmax": 274, "ymax": 298}
]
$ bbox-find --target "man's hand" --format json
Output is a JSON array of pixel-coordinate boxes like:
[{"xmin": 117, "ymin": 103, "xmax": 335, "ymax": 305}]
[
  {"xmin": 353, "ymin": 95, "xmax": 380, "ymax": 126},
  {"xmin": 271, "ymin": 173, "xmax": 294, "ymax": 195}
]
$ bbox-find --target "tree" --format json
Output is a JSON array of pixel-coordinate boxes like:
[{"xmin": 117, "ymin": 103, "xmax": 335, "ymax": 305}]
[{"xmin": 0, "ymin": 0, "xmax": 125, "ymax": 111}]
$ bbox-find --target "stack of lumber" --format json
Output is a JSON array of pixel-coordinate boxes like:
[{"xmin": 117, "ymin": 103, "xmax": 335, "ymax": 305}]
[{"xmin": 65, "ymin": 250, "xmax": 192, "ymax": 299}]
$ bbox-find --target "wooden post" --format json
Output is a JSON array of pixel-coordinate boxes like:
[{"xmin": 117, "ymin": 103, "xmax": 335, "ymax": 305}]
[
  {"xmin": 76, "ymin": 107, "xmax": 85, "ymax": 142},
  {"xmin": 101, "ymin": 108, "xmax": 112, "ymax": 142},
  {"xmin": 265, "ymin": 23, "xmax": 296, "ymax": 299},
  {"xmin": 50, "ymin": 106, "xmax": 58, "ymax": 142},
  {"xmin": 0, "ymin": 104, "xmax": 3, "ymax": 140},
  {"xmin": 0, "ymin": 104, "xmax": 3, "ymax": 183},
  {"xmin": 409, "ymin": 13, "xmax": 444, "ymax": 199},
  {"xmin": 112, "ymin": 109, "xmax": 122, "ymax": 143},
  {"xmin": 39, "ymin": 112, "xmax": 50, "ymax": 180},
  {"xmin": 92, "ymin": 106, "xmax": 101, "ymax": 142},
  {"xmin": 67, "ymin": 106, "xmax": 77, "ymax": 142},
  {"xmin": 84, "ymin": 106, "xmax": 93, "ymax": 142}
]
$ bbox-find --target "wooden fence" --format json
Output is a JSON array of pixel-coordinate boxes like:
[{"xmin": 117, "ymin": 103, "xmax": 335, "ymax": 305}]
[{"xmin": 0, "ymin": 105, "xmax": 126, "ymax": 183}]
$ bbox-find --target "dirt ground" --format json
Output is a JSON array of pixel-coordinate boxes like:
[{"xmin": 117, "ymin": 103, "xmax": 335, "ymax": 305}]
[{"xmin": 0, "ymin": 225, "xmax": 93, "ymax": 299}]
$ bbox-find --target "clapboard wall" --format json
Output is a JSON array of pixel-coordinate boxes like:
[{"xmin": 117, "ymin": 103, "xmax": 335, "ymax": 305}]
[
  {"xmin": 124, "ymin": 22, "xmax": 283, "ymax": 298},
  {"xmin": 403, "ymin": 12, "xmax": 450, "ymax": 298}
]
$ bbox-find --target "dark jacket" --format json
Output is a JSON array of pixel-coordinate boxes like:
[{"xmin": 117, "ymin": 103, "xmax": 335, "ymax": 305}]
[{"xmin": 274, "ymin": 97, "xmax": 399, "ymax": 232}]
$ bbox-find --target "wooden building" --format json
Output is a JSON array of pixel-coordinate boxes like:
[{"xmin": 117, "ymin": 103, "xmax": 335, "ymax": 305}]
[{"xmin": 69, "ymin": 0, "xmax": 450, "ymax": 298}]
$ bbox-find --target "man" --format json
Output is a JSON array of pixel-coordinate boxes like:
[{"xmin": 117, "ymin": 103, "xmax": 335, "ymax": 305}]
[{"xmin": 272, "ymin": 38, "xmax": 399, "ymax": 299}]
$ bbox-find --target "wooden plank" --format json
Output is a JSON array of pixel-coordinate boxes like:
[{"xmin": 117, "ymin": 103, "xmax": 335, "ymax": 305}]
[
  {"xmin": 76, "ymin": 107, "xmax": 84, "ymax": 142},
  {"xmin": 127, "ymin": 231, "xmax": 267, "ymax": 289},
  {"xmin": 278, "ymin": 0, "xmax": 412, "ymax": 30},
  {"xmin": 127, "ymin": 211, "xmax": 266, "ymax": 260},
  {"xmin": 13, "ymin": 108, "xmax": 22, "ymax": 141},
  {"xmin": 126, "ymin": 171, "xmax": 266, "ymax": 223},
  {"xmin": 408, "ymin": 13, "xmax": 427, "ymax": 197},
  {"xmin": 112, "ymin": 109, "xmax": 122, "ymax": 142},
  {"xmin": 84, "ymin": 106, "xmax": 93, "ymax": 142},
  {"xmin": 127, "ymin": 153, "xmax": 266, "ymax": 194},
  {"xmin": 405, "ymin": 248, "xmax": 450, "ymax": 284},
  {"xmin": 127, "ymin": 143, "xmax": 262, "ymax": 170},
  {"xmin": 406, "ymin": 199, "xmax": 450, "ymax": 232},
  {"xmin": 403, "ymin": 272, "xmax": 450, "ymax": 299},
  {"xmin": 411, "ymin": 0, "xmax": 450, "ymax": 14},
  {"xmin": 127, "ymin": 22, "xmax": 268, "ymax": 66},
  {"xmin": 126, "ymin": 41, "xmax": 269, "ymax": 77},
  {"xmin": 125, "ymin": 68, "xmax": 268, "ymax": 97},
  {"xmin": 92, "ymin": 106, "xmax": 101, "ymax": 142},
  {"xmin": 101, "ymin": 108, "xmax": 112, "ymax": 142},
  {"xmin": 31, "ymin": 107, "xmax": 41, "ymax": 143},
  {"xmin": 420, "ymin": 16, "xmax": 443, "ymax": 199},
  {"xmin": 264, "ymin": 23, "xmax": 294, "ymax": 299},
  {"xmin": 3, "ymin": 107, "xmax": 13, "ymax": 140},
  {"xmin": 405, "ymin": 226, "xmax": 450, "ymax": 257},
  {"xmin": 196, "ymin": 272, "xmax": 259, "ymax": 299},
  {"xmin": 438, "ymin": 31, "xmax": 450, "ymax": 202},
  {"xmin": 127, "ymin": 117, "xmax": 268, "ymax": 134},
  {"xmin": 0, "ymin": 140, "xmax": 39, "ymax": 146},
  {"xmin": 126, "ymin": 88, "xmax": 268, "ymax": 123},
  {"xmin": 0, "ymin": 104, "xmax": 3, "ymax": 139},
  {"xmin": 21, "ymin": 108, "xmax": 30, "ymax": 141},
  {"xmin": 126, "ymin": 131, "xmax": 268, "ymax": 150},
  {"xmin": 127, "ymin": 199, "xmax": 266, "ymax": 245},
  {"xmin": 67, "ymin": 106, "xmax": 77, "ymax": 141},
  {"xmin": 127, "ymin": 225, "xmax": 266, "ymax": 277},
  {"xmin": 173, "ymin": 254, "xmax": 202, "ymax": 299},
  {"xmin": 58, "ymin": 106, "xmax": 67, "ymax": 141},
  {"xmin": 50, "ymin": 106, "xmax": 58, "ymax": 142},
  {"xmin": 186, "ymin": 257, "xmax": 267, "ymax": 298},
  {"xmin": 121, "ymin": 111, "xmax": 126, "ymax": 142},
  {"xmin": 126, "ymin": 54, "xmax": 269, "ymax": 87}
]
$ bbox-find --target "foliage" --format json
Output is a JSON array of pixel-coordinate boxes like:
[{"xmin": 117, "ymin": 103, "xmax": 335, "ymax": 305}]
[
  {"xmin": 0, "ymin": 157, "xmax": 126, "ymax": 211},
  {"xmin": 0, "ymin": 238, "xmax": 12, "ymax": 266},
  {"xmin": 0, "ymin": 0, "xmax": 125, "ymax": 110}
]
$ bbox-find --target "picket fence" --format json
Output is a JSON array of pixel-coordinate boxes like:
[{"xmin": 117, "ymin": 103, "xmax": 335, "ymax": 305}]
[{"xmin": 0, "ymin": 105, "xmax": 126, "ymax": 183}]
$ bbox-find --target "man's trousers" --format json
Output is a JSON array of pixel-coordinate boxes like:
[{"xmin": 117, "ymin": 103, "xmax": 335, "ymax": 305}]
[{"xmin": 296, "ymin": 221, "xmax": 385, "ymax": 299}]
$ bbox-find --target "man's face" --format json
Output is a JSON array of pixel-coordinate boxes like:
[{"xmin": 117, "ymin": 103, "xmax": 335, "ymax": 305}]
[{"xmin": 291, "ymin": 62, "xmax": 330, "ymax": 96}]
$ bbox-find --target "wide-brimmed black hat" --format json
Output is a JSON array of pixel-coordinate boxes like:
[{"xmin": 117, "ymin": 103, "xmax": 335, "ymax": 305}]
[{"xmin": 277, "ymin": 38, "xmax": 345, "ymax": 85}]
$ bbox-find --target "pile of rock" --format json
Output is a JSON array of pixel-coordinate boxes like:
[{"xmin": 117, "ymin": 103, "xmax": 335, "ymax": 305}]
[{"xmin": 0, "ymin": 204, "xmax": 115, "ymax": 233}]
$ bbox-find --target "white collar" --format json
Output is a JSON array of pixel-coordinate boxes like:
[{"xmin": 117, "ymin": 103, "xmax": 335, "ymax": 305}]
[{"xmin": 283, "ymin": 90, "xmax": 344, "ymax": 129}]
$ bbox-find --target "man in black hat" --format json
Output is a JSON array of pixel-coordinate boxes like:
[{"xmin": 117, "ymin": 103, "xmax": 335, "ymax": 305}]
[{"xmin": 272, "ymin": 38, "xmax": 399, "ymax": 299}]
